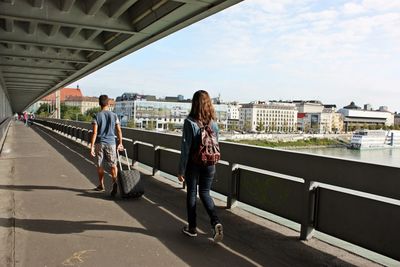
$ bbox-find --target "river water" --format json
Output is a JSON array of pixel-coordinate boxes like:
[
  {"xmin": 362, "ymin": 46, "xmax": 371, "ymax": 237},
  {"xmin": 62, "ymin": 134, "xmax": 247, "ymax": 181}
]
[{"xmin": 287, "ymin": 147, "xmax": 400, "ymax": 168}]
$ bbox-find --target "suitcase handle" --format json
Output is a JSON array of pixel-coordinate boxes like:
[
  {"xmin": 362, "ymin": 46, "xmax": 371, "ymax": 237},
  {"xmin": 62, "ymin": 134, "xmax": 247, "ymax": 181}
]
[{"xmin": 117, "ymin": 148, "xmax": 131, "ymax": 171}]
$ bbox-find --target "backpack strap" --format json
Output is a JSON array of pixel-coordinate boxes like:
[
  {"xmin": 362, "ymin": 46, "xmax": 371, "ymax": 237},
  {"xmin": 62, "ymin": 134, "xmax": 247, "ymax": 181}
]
[{"xmin": 195, "ymin": 120, "xmax": 212, "ymax": 129}]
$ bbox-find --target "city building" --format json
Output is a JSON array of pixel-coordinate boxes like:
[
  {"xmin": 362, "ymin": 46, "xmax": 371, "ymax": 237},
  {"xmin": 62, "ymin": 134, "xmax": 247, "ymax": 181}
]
[
  {"xmin": 338, "ymin": 101, "xmax": 394, "ymax": 131},
  {"xmin": 226, "ymin": 103, "xmax": 240, "ymax": 131},
  {"xmin": 293, "ymin": 100, "xmax": 324, "ymax": 113},
  {"xmin": 64, "ymin": 96, "xmax": 98, "ymax": 114},
  {"xmin": 294, "ymin": 101, "xmax": 344, "ymax": 133},
  {"xmin": 239, "ymin": 101, "xmax": 297, "ymax": 133},
  {"xmin": 28, "ymin": 86, "xmax": 83, "ymax": 113},
  {"xmin": 115, "ymin": 93, "xmax": 228, "ymax": 130},
  {"xmin": 395, "ymin": 113, "xmax": 400, "ymax": 126}
]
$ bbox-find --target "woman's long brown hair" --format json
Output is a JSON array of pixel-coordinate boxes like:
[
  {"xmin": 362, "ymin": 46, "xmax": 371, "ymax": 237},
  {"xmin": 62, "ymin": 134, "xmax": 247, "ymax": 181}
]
[{"xmin": 189, "ymin": 90, "xmax": 216, "ymax": 124}]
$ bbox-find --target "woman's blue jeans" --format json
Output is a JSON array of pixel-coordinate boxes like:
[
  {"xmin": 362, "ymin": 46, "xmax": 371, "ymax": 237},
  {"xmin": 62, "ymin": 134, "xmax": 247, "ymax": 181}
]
[{"xmin": 185, "ymin": 163, "xmax": 219, "ymax": 229}]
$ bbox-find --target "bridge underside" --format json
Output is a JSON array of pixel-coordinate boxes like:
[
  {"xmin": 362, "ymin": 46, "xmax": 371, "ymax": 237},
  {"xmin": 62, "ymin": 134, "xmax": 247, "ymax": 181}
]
[{"xmin": 0, "ymin": 0, "xmax": 242, "ymax": 112}]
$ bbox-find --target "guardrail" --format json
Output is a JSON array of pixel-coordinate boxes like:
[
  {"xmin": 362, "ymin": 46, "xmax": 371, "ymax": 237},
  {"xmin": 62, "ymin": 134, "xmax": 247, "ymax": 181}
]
[
  {"xmin": 35, "ymin": 118, "xmax": 400, "ymax": 261},
  {"xmin": 0, "ymin": 117, "xmax": 11, "ymax": 153}
]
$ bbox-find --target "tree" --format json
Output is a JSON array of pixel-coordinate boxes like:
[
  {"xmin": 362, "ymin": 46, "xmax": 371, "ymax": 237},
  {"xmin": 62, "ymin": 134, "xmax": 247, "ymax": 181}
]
[
  {"xmin": 228, "ymin": 123, "xmax": 239, "ymax": 131},
  {"xmin": 146, "ymin": 120, "xmax": 156, "ymax": 130},
  {"xmin": 167, "ymin": 122, "xmax": 176, "ymax": 131},
  {"xmin": 35, "ymin": 103, "xmax": 50, "ymax": 116},
  {"xmin": 127, "ymin": 119, "xmax": 136, "ymax": 128},
  {"xmin": 218, "ymin": 123, "xmax": 226, "ymax": 131},
  {"xmin": 60, "ymin": 104, "xmax": 80, "ymax": 120},
  {"xmin": 85, "ymin": 107, "xmax": 101, "ymax": 118},
  {"xmin": 271, "ymin": 121, "xmax": 276, "ymax": 133},
  {"xmin": 243, "ymin": 121, "xmax": 252, "ymax": 132},
  {"xmin": 256, "ymin": 120, "xmax": 265, "ymax": 132}
]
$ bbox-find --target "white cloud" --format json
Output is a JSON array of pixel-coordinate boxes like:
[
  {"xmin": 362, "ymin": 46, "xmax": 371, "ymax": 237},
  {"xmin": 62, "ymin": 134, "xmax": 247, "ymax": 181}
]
[
  {"xmin": 343, "ymin": 3, "xmax": 366, "ymax": 15},
  {"xmin": 74, "ymin": 0, "xmax": 400, "ymax": 111}
]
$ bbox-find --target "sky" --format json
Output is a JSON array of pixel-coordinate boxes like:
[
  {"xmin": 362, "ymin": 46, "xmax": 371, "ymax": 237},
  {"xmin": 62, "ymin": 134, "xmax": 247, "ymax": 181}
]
[{"xmin": 69, "ymin": 0, "xmax": 400, "ymax": 112}]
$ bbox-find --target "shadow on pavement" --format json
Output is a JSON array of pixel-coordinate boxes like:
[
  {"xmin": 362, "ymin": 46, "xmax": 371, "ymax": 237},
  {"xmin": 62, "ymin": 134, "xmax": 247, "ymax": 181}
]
[{"xmin": 14, "ymin": 124, "xmax": 358, "ymax": 267}]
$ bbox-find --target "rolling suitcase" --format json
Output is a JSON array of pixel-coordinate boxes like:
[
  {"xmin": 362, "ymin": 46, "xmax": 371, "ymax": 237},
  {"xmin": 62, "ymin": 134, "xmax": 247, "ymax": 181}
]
[{"xmin": 117, "ymin": 149, "xmax": 144, "ymax": 199}]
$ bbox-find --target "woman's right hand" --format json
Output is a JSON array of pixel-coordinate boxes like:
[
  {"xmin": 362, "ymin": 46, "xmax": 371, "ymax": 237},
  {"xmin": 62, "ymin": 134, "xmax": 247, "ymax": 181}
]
[{"xmin": 178, "ymin": 175, "xmax": 185, "ymax": 182}]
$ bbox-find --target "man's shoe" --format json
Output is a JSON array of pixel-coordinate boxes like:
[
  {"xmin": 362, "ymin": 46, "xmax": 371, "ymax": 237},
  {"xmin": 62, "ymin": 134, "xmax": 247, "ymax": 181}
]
[
  {"xmin": 212, "ymin": 223, "xmax": 223, "ymax": 242},
  {"xmin": 110, "ymin": 182, "xmax": 118, "ymax": 197},
  {"xmin": 93, "ymin": 185, "xmax": 105, "ymax": 192},
  {"xmin": 182, "ymin": 226, "xmax": 197, "ymax": 237}
]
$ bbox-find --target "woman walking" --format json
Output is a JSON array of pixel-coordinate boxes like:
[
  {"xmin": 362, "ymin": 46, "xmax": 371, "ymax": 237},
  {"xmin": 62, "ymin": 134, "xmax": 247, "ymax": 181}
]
[{"xmin": 178, "ymin": 90, "xmax": 223, "ymax": 242}]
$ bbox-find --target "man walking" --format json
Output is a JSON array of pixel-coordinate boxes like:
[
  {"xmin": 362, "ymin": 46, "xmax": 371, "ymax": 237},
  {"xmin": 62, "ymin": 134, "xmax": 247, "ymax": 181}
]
[{"xmin": 90, "ymin": 95, "xmax": 123, "ymax": 197}]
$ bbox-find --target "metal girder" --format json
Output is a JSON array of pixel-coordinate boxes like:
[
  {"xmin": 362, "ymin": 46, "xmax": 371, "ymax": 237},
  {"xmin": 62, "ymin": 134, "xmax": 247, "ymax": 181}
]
[
  {"xmin": 0, "ymin": 0, "xmax": 244, "ymax": 112},
  {"xmin": 0, "ymin": 48, "xmax": 90, "ymax": 64},
  {"xmin": 67, "ymin": 27, "xmax": 81, "ymax": 39},
  {"xmin": 5, "ymin": 18, "xmax": 14, "ymax": 32},
  {"xmin": 0, "ymin": 0, "xmax": 137, "ymax": 34},
  {"xmin": 0, "ymin": 60, "xmax": 78, "ymax": 71},
  {"xmin": 85, "ymin": 29, "xmax": 102, "ymax": 41},
  {"xmin": 3, "ymin": 77, "xmax": 58, "ymax": 83},
  {"xmin": 7, "ymin": 88, "xmax": 45, "ymax": 91},
  {"xmin": 7, "ymin": 85, "xmax": 48, "ymax": 89},
  {"xmin": 0, "ymin": 54, "xmax": 88, "ymax": 64},
  {"xmin": 0, "ymin": 27, "xmax": 108, "ymax": 52},
  {"xmin": 31, "ymin": 0, "xmax": 44, "ymax": 9},
  {"xmin": 6, "ymin": 83, "xmax": 53, "ymax": 88},
  {"xmin": 2, "ymin": 69, "xmax": 70, "ymax": 76},
  {"xmin": 48, "ymin": 24, "xmax": 61, "ymax": 37},
  {"xmin": 28, "ymin": 21, "xmax": 37, "ymax": 34},
  {"xmin": 61, "ymin": 0, "xmax": 76, "ymax": 12},
  {"xmin": 109, "ymin": 0, "xmax": 138, "ymax": 18},
  {"xmin": 86, "ymin": 0, "xmax": 107, "ymax": 16}
]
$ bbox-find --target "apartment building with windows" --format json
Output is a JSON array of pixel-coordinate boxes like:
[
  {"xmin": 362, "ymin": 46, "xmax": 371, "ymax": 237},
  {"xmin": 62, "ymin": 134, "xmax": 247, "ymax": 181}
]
[
  {"xmin": 115, "ymin": 93, "xmax": 228, "ymax": 130},
  {"xmin": 239, "ymin": 101, "xmax": 297, "ymax": 133}
]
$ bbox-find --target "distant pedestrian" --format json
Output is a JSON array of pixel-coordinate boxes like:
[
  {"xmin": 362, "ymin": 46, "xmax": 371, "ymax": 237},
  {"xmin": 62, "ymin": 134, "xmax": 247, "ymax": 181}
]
[
  {"xmin": 90, "ymin": 95, "xmax": 124, "ymax": 196},
  {"xmin": 23, "ymin": 112, "xmax": 28, "ymax": 126},
  {"xmin": 178, "ymin": 90, "xmax": 223, "ymax": 242}
]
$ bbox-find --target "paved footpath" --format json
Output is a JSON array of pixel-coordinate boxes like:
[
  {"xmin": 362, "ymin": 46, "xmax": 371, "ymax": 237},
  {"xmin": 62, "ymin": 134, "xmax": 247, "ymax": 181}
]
[{"xmin": 0, "ymin": 121, "xmax": 379, "ymax": 267}]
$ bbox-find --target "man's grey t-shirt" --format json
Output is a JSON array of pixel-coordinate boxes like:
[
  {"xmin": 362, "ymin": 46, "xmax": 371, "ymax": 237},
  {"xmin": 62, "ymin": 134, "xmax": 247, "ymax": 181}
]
[{"xmin": 92, "ymin": 110, "xmax": 120, "ymax": 145}]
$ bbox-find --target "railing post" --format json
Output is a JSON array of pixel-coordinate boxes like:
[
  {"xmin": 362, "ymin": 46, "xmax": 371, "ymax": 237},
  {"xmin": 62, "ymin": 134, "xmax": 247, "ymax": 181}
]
[
  {"xmin": 132, "ymin": 142, "xmax": 139, "ymax": 168},
  {"xmin": 227, "ymin": 163, "xmax": 239, "ymax": 209},
  {"xmin": 300, "ymin": 180, "xmax": 318, "ymax": 240},
  {"xmin": 153, "ymin": 145, "xmax": 161, "ymax": 176}
]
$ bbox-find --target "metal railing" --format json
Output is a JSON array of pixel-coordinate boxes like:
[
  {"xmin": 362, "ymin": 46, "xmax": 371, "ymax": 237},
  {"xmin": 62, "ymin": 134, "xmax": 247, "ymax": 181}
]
[
  {"xmin": 35, "ymin": 118, "xmax": 400, "ymax": 262},
  {"xmin": 0, "ymin": 117, "xmax": 11, "ymax": 153}
]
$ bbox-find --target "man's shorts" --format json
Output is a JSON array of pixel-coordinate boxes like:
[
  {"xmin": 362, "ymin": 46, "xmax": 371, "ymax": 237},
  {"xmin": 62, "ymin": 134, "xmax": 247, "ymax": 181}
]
[{"xmin": 95, "ymin": 143, "xmax": 117, "ymax": 168}]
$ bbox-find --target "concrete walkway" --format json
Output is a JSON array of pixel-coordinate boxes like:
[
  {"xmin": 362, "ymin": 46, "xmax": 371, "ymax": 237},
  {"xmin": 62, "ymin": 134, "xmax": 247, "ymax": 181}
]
[{"xmin": 0, "ymin": 121, "xmax": 379, "ymax": 267}]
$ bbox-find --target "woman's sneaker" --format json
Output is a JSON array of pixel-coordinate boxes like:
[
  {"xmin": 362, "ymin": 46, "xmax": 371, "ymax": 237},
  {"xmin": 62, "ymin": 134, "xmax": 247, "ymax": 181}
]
[
  {"xmin": 213, "ymin": 223, "xmax": 223, "ymax": 242},
  {"xmin": 93, "ymin": 185, "xmax": 105, "ymax": 192},
  {"xmin": 182, "ymin": 226, "xmax": 197, "ymax": 237}
]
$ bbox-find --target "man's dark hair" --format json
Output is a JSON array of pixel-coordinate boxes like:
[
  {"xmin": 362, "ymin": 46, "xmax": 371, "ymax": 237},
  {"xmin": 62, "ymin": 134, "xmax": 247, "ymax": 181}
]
[{"xmin": 99, "ymin": 95, "xmax": 109, "ymax": 107}]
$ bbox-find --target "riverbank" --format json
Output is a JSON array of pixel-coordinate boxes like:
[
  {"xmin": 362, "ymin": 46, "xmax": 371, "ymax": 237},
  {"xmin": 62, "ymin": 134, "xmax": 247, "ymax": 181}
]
[{"xmin": 227, "ymin": 138, "xmax": 345, "ymax": 148}]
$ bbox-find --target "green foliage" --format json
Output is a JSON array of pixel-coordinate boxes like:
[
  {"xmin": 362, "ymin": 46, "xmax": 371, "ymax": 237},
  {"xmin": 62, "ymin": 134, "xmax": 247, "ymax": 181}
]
[
  {"xmin": 127, "ymin": 119, "xmax": 136, "ymax": 128},
  {"xmin": 85, "ymin": 107, "xmax": 101, "ymax": 118},
  {"xmin": 145, "ymin": 120, "xmax": 156, "ymax": 130},
  {"xmin": 167, "ymin": 122, "xmax": 175, "ymax": 131},
  {"xmin": 228, "ymin": 123, "xmax": 239, "ymax": 131},
  {"xmin": 35, "ymin": 103, "xmax": 50, "ymax": 117},
  {"xmin": 243, "ymin": 121, "xmax": 252, "ymax": 131},
  {"xmin": 256, "ymin": 120, "xmax": 265, "ymax": 132},
  {"xmin": 60, "ymin": 104, "xmax": 80, "ymax": 120}
]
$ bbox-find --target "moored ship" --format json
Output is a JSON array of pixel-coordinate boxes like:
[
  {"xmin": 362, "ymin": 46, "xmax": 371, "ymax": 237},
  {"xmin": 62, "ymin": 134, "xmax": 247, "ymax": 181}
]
[{"xmin": 349, "ymin": 130, "xmax": 400, "ymax": 149}]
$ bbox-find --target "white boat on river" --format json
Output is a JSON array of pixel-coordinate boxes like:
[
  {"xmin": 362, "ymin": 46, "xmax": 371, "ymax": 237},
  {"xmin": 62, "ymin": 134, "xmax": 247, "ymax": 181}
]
[{"xmin": 349, "ymin": 130, "xmax": 400, "ymax": 149}]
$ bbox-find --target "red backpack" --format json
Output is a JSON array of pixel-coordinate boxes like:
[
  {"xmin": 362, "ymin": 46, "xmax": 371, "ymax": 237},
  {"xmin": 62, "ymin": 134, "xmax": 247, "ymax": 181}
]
[{"xmin": 191, "ymin": 120, "xmax": 221, "ymax": 166}]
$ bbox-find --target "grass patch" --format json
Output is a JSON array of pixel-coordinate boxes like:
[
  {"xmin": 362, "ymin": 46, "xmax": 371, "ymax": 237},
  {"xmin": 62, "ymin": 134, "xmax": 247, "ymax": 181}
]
[{"xmin": 228, "ymin": 138, "xmax": 341, "ymax": 148}]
